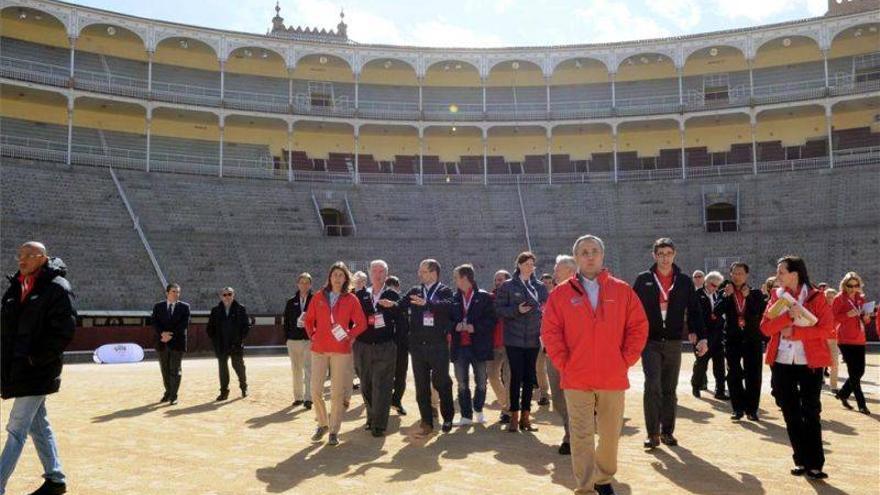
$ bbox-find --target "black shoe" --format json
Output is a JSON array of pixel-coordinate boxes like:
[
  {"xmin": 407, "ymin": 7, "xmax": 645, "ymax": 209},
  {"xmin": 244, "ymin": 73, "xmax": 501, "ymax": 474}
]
[
  {"xmin": 806, "ymin": 469, "xmax": 828, "ymax": 480},
  {"xmin": 441, "ymin": 422, "xmax": 453, "ymax": 433},
  {"xmin": 371, "ymin": 427, "xmax": 385, "ymax": 438},
  {"xmin": 660, "ymin": 433, "xmax": 678, "ymax": 446},
  {"xmin": 499, "ymin": 412, "xmax": 511, "ymax": 424},
  {"xmin": 364, "ymin": 422, "xmax": 373, "ymax": 431},
  {"xmin": 700, "ymin": 383, "xmax": 708, "ymax": 391},
  {"xmin": 28, "ymin": 479, "xmax": 67, "ymax": 495},
  {"xmin": 643, "ymin": 435, "xmax": 660, "ymax": 449},
  {"xmin": 692, "ymin": 387, "xmax": 701, "ymax": 398},
  {"xmin": 392, "ymin": 403, "xmax": 407, "ymax": 416},
  {"xmin": 216, "ymin": 391, "xmax": 229, "ymax": 402},
  {"xmin": 241, "ymin": 388, "xmax": 248, "ymax": 398},
  {"xmin": 594, "ymin": 483, "xmax": 615, "ymax": 495},
  {"xmin": 790, "ymin": 466, "xmax": 806, "ymax": 476},
  {"xmin": 823, "ymin": 368, "xmax": 830, "ymax": 377},
  {"xmin": 558, "ymin": 442, "xmax": 571, "ymax": 455},
  {"xmin": 715, "ymin": 391, "xmax": 729, "ymax": 401},
  {"xmin": 830, "ymin": 388, "xmax": 839, "ymax": 395},
  {"xmin": 859, "ymin": 407, "xmax": 872, "ymax": 415},
  {"xmin": 169, "ymin": 397, "xmax": 178, "ymax": 405},
  {"xmin": 731, "ymin": 411, "xmax": 744, "ymax": 421},
  {"xmin": 353, "ymin": 383, "xmax": 360, "ymax": 391},
  {"xmin": 537, "ymin": 397, "xmax": 550, "ymax": 406},
  {"xmin": 160, "ymin": 394, "xmax": 170, "ymax": 403},
  {"xmin": 303, "ymin": 401, "xmax": 312, "ymax": 410},
  {"xmin": 836, "ymin": 393, "xmax": 853, "ymax": 410},
  {"xmin": 293, "ymin": 400, "xmax": 304, "ymax": 407},
  {"xmin": 747, "ymin": 412, "xmax": 760, "ymax": 422}
]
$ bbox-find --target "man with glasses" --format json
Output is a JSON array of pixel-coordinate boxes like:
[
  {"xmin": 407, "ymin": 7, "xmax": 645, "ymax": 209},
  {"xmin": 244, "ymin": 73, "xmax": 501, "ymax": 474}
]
[
  {"xmin": 206, "ymin": 287, "xmax": 250, "ymax": 401},
  {"xmin": 691, "ymin": 271, "xmax": 728, "ymax": 399},
  {"xmin": 692, "ymin": 271, "xmax": 705, "ymax": 291},
  {"xmin": 152, "ymin": 283, "xmax": 190, "ymax": 405},
  {"xmin": 1, "ymin": 242, "xmax": 76, "ymax": 495},
  {"xmin": 633, "ymin": 238, "xmax": 704, "ymax": 449}
]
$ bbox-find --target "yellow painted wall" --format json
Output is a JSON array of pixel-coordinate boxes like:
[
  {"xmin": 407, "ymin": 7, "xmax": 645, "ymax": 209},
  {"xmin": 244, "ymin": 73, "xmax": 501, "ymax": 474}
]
[
  {"xmin": 423, "ymin": 68, "xmax": 482, "ymax": 86},
  {"xmin": 72, "ymin": 106, "xmax": 145, "ymax": 133},
  {"xmin": 154, "ymin": 41, "xmax": 219, "ymax": 71},
  {"xmin": 487, "ymin": 66, "xmax": 545, "ymax": 87},
  {"xmin": 424, "ymin": 133, "xmax": 483, "ymax": 161},
  {"xmin": 617, "ymin": 60, "xmax": 677, "ymax": 82},
  {"xmin": 756, "ymin": 114, "xmax": 826, "ymax": 144},
  {"xmin": 0, "ymin": 96, "xmax": 67, "ymax": 124},
  {"xmin": 685, "ymin": 122, "xmax": 752, "ymax": 152},
  {"xmin": 225, "ymin": 124, "xmax": 287, "ymax": 154},
  {"xmin": 833, "ymin": 107, "xmax": 878, "ymax": 130},
  {"xmin": 226, "ymin": 54, "xmax": 288, "ymax": 78},
  {"xmin": 77, "ymin": 29, "xmax": 147, "ymax": 61},
  {"xmin": 754, "ymin": 42, "xmax": 822, "ymax": 69},
  {"xmin": 550, "ymin": 64, "xmax": 610, "ymax": 85},
  {"xmin": 293, "ymin": 130, "xmax": 354, "ymax": 156},
  {"xmin": 359, "ymin": 65, "xmax": 419, "ymax": 86},
  {"xmin": 683, "ymin": 54, "xmax": 749, "ymax": 76},
  {"xmin": 830, "ymin": 31, "xmax": 880, "ymax": 58},
  {"xmin": 617, "ymin": 127, "xmax": 680, "ymax": 155},
  {"xmin": 0, "ymin": 15, "xmax": 69, "ymax": 48},
  {"xmin": 359, "ymin": 133, "xmax": 419, "ymax": 160},
  {"xmin": 552, "ymin": 130, "xmax": 613, "ymax": 157},
  {"xmin": 292, "ymin": 61, "xmax": 354, "ymax": 83},
  {"xmin": 485, "ymin": 134, "xmax": 546, "ymax": 161}
]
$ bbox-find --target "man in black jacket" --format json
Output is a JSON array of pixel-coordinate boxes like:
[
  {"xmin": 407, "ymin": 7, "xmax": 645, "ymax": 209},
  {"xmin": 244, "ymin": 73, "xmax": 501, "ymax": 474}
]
[
  {"xmin": 385, "ymin": 276, "xmax": 409, "ymax": 416},
  {"xmin": 354, "ymin": 260, "xmax": 401, "ymax": 437},
  {"xmin": 206, "ymin": 287, "xmax": 250, "ymax": 401},
  {"xmin": 633, "ymin": 238, "xmax": 704, "ymax": 449},
  {"xmin": 1, "ymin": 242, "xmax": 75, "ymax": 495},
  {"xmin": 151, "ymin": 283, "xmax": 190, "ymax": 405},
  {"xmin": 714, "ymin": 262, "xmax": 767, "ymax": 421},
  {"xmin": 450, "ymin": 264, "xmax": 496, "ymax": 426},
  {"xmin": 379, "ymin": 259, "xmax": 455, "ymax": 435},
  {"xmin": 691, "ymin": 271, "xmax": 728, "ymax": 400},
  {"xmin": 283, "ymin": 273, "xmax": 313, "ymax": 409}
]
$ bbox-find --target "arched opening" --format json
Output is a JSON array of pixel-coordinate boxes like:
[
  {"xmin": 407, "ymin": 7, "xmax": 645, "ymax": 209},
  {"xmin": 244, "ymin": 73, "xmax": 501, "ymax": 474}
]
[
  {"xmin": 705, "ymin": 202, "xmax": 738, "ymax": 232},
  {"xmin": 320, "ymin": 208, "xmax": 352, "ymax": 236}
]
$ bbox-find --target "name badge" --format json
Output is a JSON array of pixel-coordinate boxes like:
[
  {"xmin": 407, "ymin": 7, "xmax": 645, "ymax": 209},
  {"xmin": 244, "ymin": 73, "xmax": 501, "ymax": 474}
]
[
  {"xmin": 660, "ymin": 309, "xmax": 668, "ymax": 322},
  {"xmin": 423, "ymin": 311, "xmax": 435, "ymax": 327},
  {"xmin": 373, "ymin": 313, "xmax": 386, "ymax": 328},
  {"xmin": 296, "ymin": 314, "xmax": 305, "ymax": 328},
  {"xmin": 331, "ymin": 324, "xmax": 348, "ymax": 342}
]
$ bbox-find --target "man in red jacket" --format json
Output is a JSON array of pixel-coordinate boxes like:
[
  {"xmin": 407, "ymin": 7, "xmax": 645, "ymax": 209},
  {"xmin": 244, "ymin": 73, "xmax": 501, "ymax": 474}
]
[{"xmin": 542, "ymin": 235, "xmax": 649, "ymax": 495}]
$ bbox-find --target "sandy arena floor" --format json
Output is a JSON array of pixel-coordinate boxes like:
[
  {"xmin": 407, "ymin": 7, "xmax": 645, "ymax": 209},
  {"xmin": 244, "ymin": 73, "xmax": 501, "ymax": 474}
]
[{"xmin": 1, "ymin": 353, "xmax": 878, "ymax": 495}]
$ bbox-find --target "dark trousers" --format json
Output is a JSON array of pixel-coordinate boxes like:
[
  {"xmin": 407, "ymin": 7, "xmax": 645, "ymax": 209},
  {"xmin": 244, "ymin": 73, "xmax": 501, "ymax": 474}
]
[
  {"xmin": 839, "ymin": 344, "xmax": 867, "ymax": 409},
  {"xmin": 506, "ymin": 345, "xmax": 539, "ymax": 413},
  {"xmin": 726, "ymin": 338, "xmax": 763, "ymax": 415},
  {"xmin": 217, "ymin": 350, "xmax": 247, "ymax": 392},
  {"xmin": 642, "ymin": 339, "xmax": 681, "ymax": 436},
  {"xmin": 691, "ymin": 339, "xmax": 726, "ymax": 393},
  {"xmin": 410, "ymin": 344, "xmax": 454, "ymax": 427},
  {"xmin": 771, "ymin": 363, "xmax": 825, "ymax": 470},
  {"xmin": 392, "ymin": 337, "xmax": 409, "ymax": 406},
  {"xmin": 353, "ymin": 340, "xmax": 397, "ymax": 431},
  {"xmin": 158, "ymin": 348, "xmax": 183, "ymax": 399}
]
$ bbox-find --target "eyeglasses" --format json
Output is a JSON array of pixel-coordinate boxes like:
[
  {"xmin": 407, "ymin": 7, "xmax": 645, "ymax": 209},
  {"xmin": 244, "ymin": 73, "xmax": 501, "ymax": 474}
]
[
  {"xmin": 222, "ymin": 293, "xmax": 233, "ymax": 297},
  {"xmin": 14, "ymin": 254, "xmax": 44, "ymax": 261}
]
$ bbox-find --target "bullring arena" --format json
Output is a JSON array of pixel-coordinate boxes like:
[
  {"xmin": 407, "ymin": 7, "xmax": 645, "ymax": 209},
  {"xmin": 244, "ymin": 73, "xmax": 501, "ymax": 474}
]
[{"xmin": 1, "ymin": 0, "xmax": 879, "ymax": 493}]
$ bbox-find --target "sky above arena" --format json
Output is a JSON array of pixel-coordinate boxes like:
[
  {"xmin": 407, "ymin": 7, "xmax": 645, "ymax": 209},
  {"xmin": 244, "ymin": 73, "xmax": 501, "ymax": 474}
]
[{"xmin": 74, "ymin": 0, "xmax": 830, "ymax": 47}]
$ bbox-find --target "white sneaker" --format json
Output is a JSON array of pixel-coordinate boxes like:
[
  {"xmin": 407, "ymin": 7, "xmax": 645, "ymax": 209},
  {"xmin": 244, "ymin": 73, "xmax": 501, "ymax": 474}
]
[
  {"xmin": 454, "ymin": 417, "xmax": 473, "ymax": 427},
  {"xmin": 474, "ymin": 412, "xmax": 486, "ymax": 424}
]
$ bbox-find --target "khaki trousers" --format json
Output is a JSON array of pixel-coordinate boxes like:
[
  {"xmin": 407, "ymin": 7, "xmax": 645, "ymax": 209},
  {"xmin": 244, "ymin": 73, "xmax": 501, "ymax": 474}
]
[
  {"xmin": 310, "ymin": 352, "xmax": 353, "ymax": 434},
  {"xmin": 564, "ymin": 389, "xmax": 626, "ymax": 494}
]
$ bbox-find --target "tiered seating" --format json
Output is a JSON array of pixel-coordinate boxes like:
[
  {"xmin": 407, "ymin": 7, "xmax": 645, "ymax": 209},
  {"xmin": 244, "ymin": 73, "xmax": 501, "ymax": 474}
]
[
  {"xmin": 327, "ymin": 153, "xmax": 353, "ymax": 173},
  {"xmin": 616, "ymin": 151, "xmax": 639, "ymax": 171},
  {"xmin": 802, "ymin": 139, "xmax": 828, "ymax": 158},
  {"xmin": 523, "ymin": 155, "xmax": 547, "ymax": 174},
  {"xmin": 422, "ymin": 155, "xmax": 444, "ymax": 174},
  {"xmin": 459, "ymin": 155, "xmax": 483, "ymax": 174},
  {"xmin": 487, "ymin": 156, "xmax": 509, "ymax": 174},
  {"xmin": 589, "ymin": 153, "xmax": 613, "ymax": 172},
  {"xmin": 757, "ymin": 141, "xmax": 785, "ymax": 161},
  {"xmin": 658, "ymin": 149, "xmax": 681, "ymax": 169},
  {"xmin": 550, "ymin": 154, "xmax": 574, "ymax": 173},
  {"xmin": 729, "ymin": 143, "xmax": 753, "ymax": 164},
  {"xmin": 393, "ymin": 155, "xmax": 417, "ymax": 174},
  {"xmin": 1, "ymin": 37, "xmax": 69, "ymax": 67},
  {"xmin": 835, "ymin": 127, "xmax": 880, "ymax": 150},
  {"xmin": 685, "ymin": 147, "xmax": 710, "ymax": 168},
  {"xmin": 356, "ymin": 154, "xmax": 381, "ymax": 173}
]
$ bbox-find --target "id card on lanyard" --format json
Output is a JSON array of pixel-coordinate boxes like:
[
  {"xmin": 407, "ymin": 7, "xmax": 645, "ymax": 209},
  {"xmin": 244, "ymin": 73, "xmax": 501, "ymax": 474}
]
[
  {"xmin": 734, "ymin": 291, "xmax": 747, "ymax": 329},
  {"xmin": 653, "ymin": 273, "xmax": 674, "ymax": 323},
  {"xmin": 848, "ymin": 297, "xmax": 865, "ymax": 332},
  {"xmin": 328, "ymin": 296, "xmax": 348, "ymax": 342},
  {"xmin": 297, "ymin": 295, "xmax": 307, "ymax": 328},
  {"xmin": 423, "ymin": 284, "xmax": 437, "ymax": 327},
  {"xmin": 368, "ymin": 288, "xmax": 387, "ymax": 328}
]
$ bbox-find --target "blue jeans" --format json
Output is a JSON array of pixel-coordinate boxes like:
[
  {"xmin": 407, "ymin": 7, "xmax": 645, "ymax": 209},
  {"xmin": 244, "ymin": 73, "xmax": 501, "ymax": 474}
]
[
  {"xmin": 0, "ymin": 395, "xmax": 65, "ymax": 494},
  {"xmin": 453, "ymin": 347, "xmax": 488, "ymax": 419}
]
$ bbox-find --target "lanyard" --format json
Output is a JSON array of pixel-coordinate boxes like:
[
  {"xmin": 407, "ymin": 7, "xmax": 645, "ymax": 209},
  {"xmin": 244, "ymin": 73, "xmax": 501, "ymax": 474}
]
[
  {"xmin": 734, "ymin": 289, "xmax": 746, "ymax": 317},
  {"xmin": 371, "ymin": 286, "xmax": 384, "ymax": 310},
  {"xmin": 422, "ymin": 283, "xmax": 438, "ymax": 303},
  {"xmin": 847, "ymin": 296, "xmax": 861, "ymax": 313},
  {"xmin": 653, "ymin": 273, "xmax": 675, "ymax": 303},
  {"xmin": 522, "ymin": 278, "xmax": 538, "ymax": 303},
  {"xmin": 462, "ymin": 290, "xmax": 475, "ymax": 317}
]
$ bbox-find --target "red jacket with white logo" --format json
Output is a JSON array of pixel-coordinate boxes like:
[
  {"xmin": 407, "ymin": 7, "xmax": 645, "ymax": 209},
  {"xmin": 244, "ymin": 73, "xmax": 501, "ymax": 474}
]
[
  {"xmin": 832, "ymin": 293, "xmax": 867, "ymax": 345},
  {"xmin": 541, "ymin": 270, "xmax": 648, "ymax": 391},
  {"xmin": 760, "ymin": 286, "xmax": 833, "ymax": 368},
  {"xmin": 304, "ymin": 290, "xmax": 367, "ymax": 354}
]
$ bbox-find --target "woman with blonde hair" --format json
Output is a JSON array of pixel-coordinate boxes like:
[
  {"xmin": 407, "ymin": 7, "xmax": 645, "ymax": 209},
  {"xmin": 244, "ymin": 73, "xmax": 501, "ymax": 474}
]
[{"xmin": 832, "ymin": 272, "xmax": 873, "ymax": 414}]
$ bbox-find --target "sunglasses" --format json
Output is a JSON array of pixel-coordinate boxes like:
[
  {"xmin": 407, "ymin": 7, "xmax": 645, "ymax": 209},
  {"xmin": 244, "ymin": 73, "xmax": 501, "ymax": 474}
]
[{"xmin": 222, "ymin": 293, "xmax": 233, "ymax": 297}]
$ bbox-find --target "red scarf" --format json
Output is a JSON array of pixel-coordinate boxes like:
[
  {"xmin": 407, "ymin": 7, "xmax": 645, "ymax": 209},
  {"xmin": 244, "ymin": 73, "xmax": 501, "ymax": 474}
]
[{"xmin": 18, "ymin": 274, "xmax": 35, "ymax": 303}]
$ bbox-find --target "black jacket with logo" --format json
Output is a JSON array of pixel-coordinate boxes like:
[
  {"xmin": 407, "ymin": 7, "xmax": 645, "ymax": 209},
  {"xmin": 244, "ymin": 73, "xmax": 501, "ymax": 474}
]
[{"xmin": 633, "ymin": 263, "xmax": 704, "ymax": 341}]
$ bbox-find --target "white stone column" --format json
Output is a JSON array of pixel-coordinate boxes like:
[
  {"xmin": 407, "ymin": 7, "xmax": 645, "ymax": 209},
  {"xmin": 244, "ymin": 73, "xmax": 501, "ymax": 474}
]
[
  {"xmin": 826, "ymin": 106, "xmax": 834, "ymax": 169},
  {"xmin": 418, "ymin": 127, "xmax": 424, "ymax": 186},
  {"xmin": 354, "ymin": 128, "xmax": 360, "ymax": 183},
  {"xmin": 68, "ymin": 37, "xmax": 76, "ymax": 81},
  {"xmin": 750, "ymin": 113, "xmax": 758, "ymax": 175},
  {"xmin": 218, "ymin": 115, "xmax": 225, "ymax": 177},
  {"xmin": 482, "ymin": 128, "xmax": 488, "ymax": 186},
  {"xmin": 145, "ymin": 108, "xmax": 152, "ymax": 172},
  {"xmin": 66, "ymin": 102, "xmax": 74, "ymax": 166},
  {"xmin": 612, "ymin": 126, "xmax": 619, "ymax": 183},
  {"xmin": 287, "ymin": 121, "xmax": 294, "ymax": 182},
  {"xmin": 147, "ymin": 50, "xmax": 154, "ymax": 94},
  {"xmin": 679, "ymin": 121, "xmax": 686, "ymax": 179}
]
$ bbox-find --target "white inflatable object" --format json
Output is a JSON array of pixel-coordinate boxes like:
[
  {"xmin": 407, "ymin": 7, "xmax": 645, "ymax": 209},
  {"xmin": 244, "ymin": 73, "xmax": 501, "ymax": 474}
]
[{"xmin": 93, "ymin": 343, "xmax": 145, "ymax": 364}]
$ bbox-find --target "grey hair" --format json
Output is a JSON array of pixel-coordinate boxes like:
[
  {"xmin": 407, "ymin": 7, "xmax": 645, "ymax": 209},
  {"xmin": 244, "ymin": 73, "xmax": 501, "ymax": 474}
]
[
  {"xmin": 555, "ymin": 255, "xmax": 577, "ymax": 271},
  {"xmin": 692, "ymin": 270, "xmax": 705, "ymax": 278},
  {"xmin": 572, "ymin": 235, "xmax": 605, "ymax": 255},
  {"xmin": 705, "ymin": 271, "xmax": 724, "ymax": 285},
  {"xmin": 370, "ymin": 259, "xmax": 389, "ymax": 273},
  {"xmin": 352, "ymin": 271, "xmax": 368, "ymax": 282}
]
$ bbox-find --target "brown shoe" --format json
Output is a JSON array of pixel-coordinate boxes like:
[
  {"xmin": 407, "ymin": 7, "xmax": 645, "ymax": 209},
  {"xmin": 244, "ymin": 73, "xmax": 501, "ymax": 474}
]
[
  {"xmin": 507, "ymin": 411, "xmax": 520, "ymax": 432},
  {"xmin": 519, "ymin": 410, "xmax": 538, "ymax": 432}
]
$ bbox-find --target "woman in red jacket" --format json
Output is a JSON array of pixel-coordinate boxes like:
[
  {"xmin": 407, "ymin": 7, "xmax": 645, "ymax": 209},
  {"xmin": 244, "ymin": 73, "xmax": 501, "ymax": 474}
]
[
  {"xmin": 761, "ymin": 256, "xmax": 833, "ymax": 480},
  {"xmin": 304, "ymin": 262, "xmax": 367, "ymax": 446},
  {"xmin": 832, "ymin": 272, "xmax": 873, "ymax": 414}
]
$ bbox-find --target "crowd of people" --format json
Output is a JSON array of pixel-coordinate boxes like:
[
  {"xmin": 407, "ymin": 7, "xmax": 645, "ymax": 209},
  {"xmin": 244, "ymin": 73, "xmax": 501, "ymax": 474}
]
[{"xmin": 0, "ymin": 237, "xmax": 876, "ymax": 495}]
